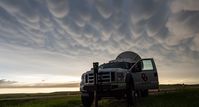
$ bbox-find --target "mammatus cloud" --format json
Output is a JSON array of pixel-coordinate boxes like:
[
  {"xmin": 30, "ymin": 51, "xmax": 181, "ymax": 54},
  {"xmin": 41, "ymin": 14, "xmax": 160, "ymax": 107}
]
[
  {"xmin": 170, "ymin": 0, "xmax": 199, "ymax": 13},
  {"xmin": 166, "ymin": 0, "xmax": 199, "ymax": 52},
  {"xmin": 47, "ymin": 0, "xmax": 69, "ymax": 18},
  {"xmin": 0, "ymin": 0, "xmax": 199, "ymax": 84}
]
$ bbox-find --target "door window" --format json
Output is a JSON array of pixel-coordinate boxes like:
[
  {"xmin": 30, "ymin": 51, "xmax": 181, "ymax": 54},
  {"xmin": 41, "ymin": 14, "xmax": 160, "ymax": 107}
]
[{"xmin": 142, "ymin": 59, "xmax": 153, "ymax": 70}]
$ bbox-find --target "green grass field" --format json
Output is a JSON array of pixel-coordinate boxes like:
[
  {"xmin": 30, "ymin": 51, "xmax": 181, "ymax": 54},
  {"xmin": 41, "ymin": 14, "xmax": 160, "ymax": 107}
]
[
  {"xmin": 99, "ymin": 88, "xmax": 199, "ymax": 107},
  {"xmin": 0, "ymin": 85, "xmax": 199, "ymax": 107},
  {"xmin": 0, "ymin": 92, "xmax": 81, "ymax": 107}
]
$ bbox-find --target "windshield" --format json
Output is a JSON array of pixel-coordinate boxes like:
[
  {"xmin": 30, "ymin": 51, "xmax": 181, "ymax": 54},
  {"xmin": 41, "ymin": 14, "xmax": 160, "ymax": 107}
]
[{"xmin": 100, "ymin": 62, "xmax": 133, "ymax": 69}]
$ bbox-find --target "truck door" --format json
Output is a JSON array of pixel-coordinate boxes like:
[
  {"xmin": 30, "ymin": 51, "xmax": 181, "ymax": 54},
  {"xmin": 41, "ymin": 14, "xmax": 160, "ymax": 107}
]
[
  {"xmin": 131, "ymin": 58, "xmax": 159, "ymax": 90},
  {"xmin": 141, "ymin": 58, "xmax": 159, "ymax": 89}
]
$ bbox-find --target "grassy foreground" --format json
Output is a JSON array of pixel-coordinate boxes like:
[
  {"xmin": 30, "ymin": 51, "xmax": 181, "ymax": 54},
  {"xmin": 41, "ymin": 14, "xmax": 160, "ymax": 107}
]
[
  {"xmin": 99, "ymin": 88, "xmax": 199, "ymax": 107},
  {"xmin": 0, "ymin": 86, "xmax": 199, "ymax": 107},
  {"xmin": 0, "ymin": 92, "xmax": 81, "ymax": 107}
]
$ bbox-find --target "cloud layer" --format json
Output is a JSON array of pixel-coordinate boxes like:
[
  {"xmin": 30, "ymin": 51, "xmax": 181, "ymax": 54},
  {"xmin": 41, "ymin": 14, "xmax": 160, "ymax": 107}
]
[
  {"xmin": 0, "ymin": 79, "xmax": 17, "ymax": 85},
  {"xmin": 0, "ymin": 0, "xmax": 199, "ymax": 84}
]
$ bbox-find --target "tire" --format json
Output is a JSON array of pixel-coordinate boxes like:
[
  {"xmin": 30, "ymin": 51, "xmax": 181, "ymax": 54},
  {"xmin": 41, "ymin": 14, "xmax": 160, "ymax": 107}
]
[
  {"xmin": 81, "ymin": 92, "xmax": 94, "ymax": 107},
  {"xmin": 141, "ymin": 89, "xmax": 148, "ymax": 97},
  {"xmin": 125, "ymin": 73, "xmax": 136, "ymax": 106},
  {"xmin": 126, "ymin": 89, "xmax": 137, "ymax": 106}
]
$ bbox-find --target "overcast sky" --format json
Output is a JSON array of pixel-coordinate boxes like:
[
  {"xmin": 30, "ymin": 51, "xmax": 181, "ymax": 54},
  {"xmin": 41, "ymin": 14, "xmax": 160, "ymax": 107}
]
[{"xmin": 0, "ymin": 0, "xmax": 199, "ymax": 87}]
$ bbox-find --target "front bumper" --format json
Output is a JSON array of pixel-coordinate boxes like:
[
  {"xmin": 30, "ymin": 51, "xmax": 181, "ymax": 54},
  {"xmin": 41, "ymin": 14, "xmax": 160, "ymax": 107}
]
[
  {"xmin": 81, "ymin": 82, "xmax": 126, "ymax": 92},
  {"xmin": 81, "ymin": 83, "xmax": 126, "ymax": 98}
]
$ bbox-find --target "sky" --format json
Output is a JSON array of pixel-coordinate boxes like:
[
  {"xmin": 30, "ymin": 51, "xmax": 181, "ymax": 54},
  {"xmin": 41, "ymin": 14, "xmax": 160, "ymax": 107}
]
[{"xmin": 0, "ymin": 0, "xmax": 199, "ymax": 88}]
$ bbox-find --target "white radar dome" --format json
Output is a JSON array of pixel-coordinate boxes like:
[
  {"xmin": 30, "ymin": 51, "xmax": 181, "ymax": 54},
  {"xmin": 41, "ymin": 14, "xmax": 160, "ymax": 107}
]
[{"xmin": 116, "ymin": 51, "xmax": 141, "ymax": 63}]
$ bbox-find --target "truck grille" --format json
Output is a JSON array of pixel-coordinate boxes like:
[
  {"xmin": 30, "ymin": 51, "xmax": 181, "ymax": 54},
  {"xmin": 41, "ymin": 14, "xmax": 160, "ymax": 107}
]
[{"xmin": 86, "ymin": 72, "xmax": 115, "ymax": 83}]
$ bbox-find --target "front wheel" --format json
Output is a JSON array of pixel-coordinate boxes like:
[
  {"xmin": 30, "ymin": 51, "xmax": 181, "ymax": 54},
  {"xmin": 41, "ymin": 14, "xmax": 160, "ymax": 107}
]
[
  {"xmin": 81, "ymin": 92, "xmax": 94, "ymax": 107},
  {"xmin": 126, "ymin": 89, "xmax": 137, "ymax": 106}
]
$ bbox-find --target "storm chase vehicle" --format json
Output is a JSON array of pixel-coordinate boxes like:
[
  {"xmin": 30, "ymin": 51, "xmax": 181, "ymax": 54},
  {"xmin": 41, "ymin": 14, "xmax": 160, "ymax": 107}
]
[{"xmin": 80, "ymin": 51, "xmax": 159, "ymax": 107}]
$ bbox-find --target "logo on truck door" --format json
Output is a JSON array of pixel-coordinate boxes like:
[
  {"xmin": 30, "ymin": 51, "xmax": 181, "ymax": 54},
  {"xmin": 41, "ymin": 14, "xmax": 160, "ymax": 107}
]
[{"xmin": 141, "ymin": 73, "xmax": 148, "ymax": 81}]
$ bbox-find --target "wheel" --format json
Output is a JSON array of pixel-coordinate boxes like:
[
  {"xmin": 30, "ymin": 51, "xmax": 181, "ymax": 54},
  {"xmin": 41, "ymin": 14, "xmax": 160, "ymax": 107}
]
[
  {"xmin": 81, "ymin": 92, "xmax": 94, "ymax": 107},
  {"xmin": 126, "ymin": 89, "xmax": 137, "ymax": 106},
  {"xmin": 125, "ymin": 73, "xmax": 136, "ymax": 106},
  {"xmin": 141, "ymin": 89, "xmax": 148, "ymax": 97}
]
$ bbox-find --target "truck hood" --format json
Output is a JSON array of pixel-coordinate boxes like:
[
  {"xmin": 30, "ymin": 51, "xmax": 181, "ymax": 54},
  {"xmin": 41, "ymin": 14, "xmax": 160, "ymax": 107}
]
[{"xmin": 86, "ymin": 68, "xmax": 128, "ymax": 74}]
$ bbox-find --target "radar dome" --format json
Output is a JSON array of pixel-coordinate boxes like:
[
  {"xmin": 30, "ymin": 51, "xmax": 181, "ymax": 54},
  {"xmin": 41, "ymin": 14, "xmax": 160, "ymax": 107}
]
[{"xmin": 116, "ymin": 51, "xmax": 141, "ymax": 63}]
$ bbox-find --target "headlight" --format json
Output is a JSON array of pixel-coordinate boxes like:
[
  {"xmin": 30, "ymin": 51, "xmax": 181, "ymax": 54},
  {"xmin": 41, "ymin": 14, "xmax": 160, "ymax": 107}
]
[
  {"xmin": 117, "ymin": 72, "xmax": 124, "ymax": 82},
  {"xmin": 81, "ymin": 73, "xmax": 87, "ymax": 83}
]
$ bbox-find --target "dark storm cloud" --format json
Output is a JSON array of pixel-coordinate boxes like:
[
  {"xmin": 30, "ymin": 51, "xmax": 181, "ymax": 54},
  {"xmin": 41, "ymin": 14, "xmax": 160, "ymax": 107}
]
[
  {"xmin": 0, "ymin": 0, "xmax": 199, "ymax": 84},
  {"xmin": 0, "ymin": 79, "xmax": 17, "ymax": 85}
]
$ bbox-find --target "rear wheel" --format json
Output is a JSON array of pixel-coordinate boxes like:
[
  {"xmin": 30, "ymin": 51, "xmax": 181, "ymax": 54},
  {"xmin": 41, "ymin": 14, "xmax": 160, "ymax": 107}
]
[
  {"xmin": 141, "ymin": 89, "xmax": 148, "ymax": 97},
  {"xmin": 81, "ymin": 92, "xmax": 94, "ymax": 107}
]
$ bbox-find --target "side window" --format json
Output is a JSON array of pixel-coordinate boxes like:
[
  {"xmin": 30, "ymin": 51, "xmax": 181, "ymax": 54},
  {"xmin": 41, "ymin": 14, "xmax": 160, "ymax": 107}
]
[{"xmin": 142, "ymin": 59, "xmax": 154, "ymax": 70}]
